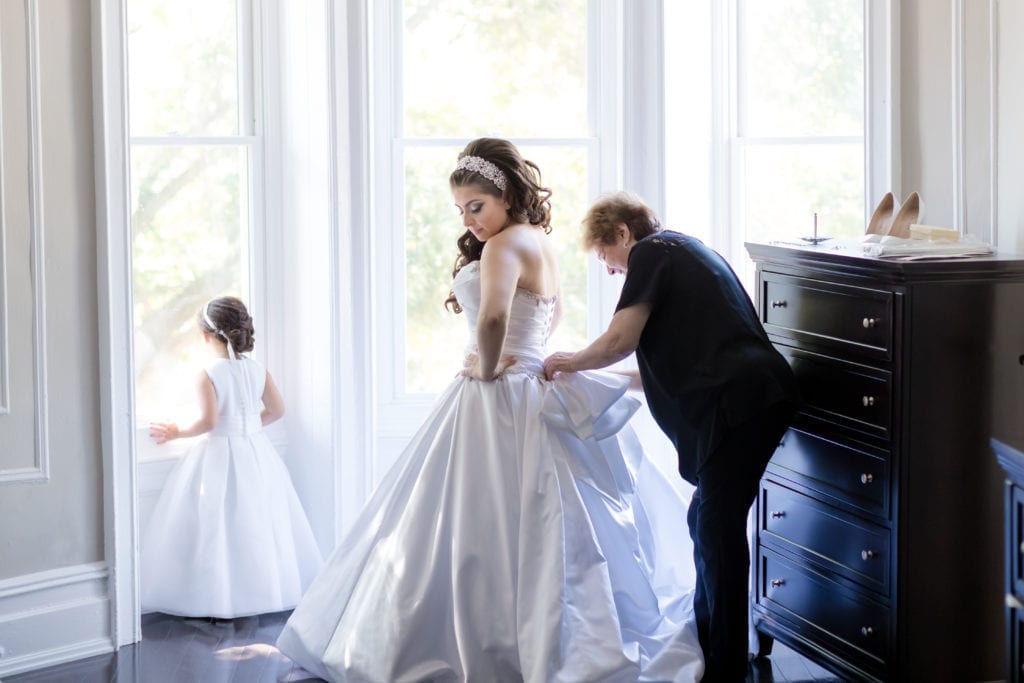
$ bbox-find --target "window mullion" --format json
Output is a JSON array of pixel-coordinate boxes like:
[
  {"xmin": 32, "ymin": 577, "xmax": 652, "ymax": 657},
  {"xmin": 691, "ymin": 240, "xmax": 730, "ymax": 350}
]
[
  {"xmin": 735, "ymin": 135, "xmax": 865, "ymax": 146},
  {"xmin": 130, "ymin": 136, "xmax": 258, "ymax": 146},
  {"xmin": 238, "ymin": 0, "xmax": 255, "ymax": 135},
  {"xmin": 709, "ymin": 0, "xmax": 734, "ymax": 260}
]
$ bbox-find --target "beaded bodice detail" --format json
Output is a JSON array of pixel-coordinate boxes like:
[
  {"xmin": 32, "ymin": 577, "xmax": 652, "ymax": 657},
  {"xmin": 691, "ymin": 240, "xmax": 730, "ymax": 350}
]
[{"xmin": 452, "ymin": 262, "xmax": 557, "ymax": 363}]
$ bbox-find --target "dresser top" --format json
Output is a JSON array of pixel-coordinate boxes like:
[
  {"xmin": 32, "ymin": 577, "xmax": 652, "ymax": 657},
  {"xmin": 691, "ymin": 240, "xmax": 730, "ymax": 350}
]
[
  {"xmin": 994, "ymin": 438, "xmax": 1024, "ymax": 483},
  {"xmin": 746, "ymin": 240, "xmax": 1024, "ymax": 284}
]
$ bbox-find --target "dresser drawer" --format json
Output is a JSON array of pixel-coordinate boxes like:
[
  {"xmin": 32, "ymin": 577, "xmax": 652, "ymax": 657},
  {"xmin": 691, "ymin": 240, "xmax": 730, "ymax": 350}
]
[
  {"xmin": 760, "ymin": 480, "xmax": 890, "ymax": 593},
  {"xmin": 759, "ymin": 548, "xmax": 889, "ymax": 665},
  {"xmin": 1012, "ymin": 605, "xmax": 1024, "ymax": 683},
  {"xmin": 761, "ymin": 274, "xmax": 894, "ymax": 360},
  {"xmin": 1013, "ymin": 485, "xmax": 1024, "ymax": 600},
  {"xmin": 771, "ymin": 426, "xmax": 889, "ymax": 517},
  {"xmin": 779, "ymin": 347, "xmax": 892, "ymax": 439}
]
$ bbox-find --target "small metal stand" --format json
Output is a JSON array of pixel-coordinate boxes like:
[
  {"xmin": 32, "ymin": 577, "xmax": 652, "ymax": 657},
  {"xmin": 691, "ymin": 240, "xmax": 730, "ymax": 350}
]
[{"xmin": 800, "ymin": 212, "xmax": 832, "ymax": 244}]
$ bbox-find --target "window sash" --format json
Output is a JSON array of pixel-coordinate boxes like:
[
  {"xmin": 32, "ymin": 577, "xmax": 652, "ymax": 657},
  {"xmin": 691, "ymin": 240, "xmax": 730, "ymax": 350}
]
[
  {"xmin": 371, "ymin": 1, "xmax": 610, "ymax": 403},
  {"xmin": 711, "ymin": 0, "xmax": 891, "ymax": 268},
  {"xmin": 368, "ymin": 0, "xmax": 630, "ymax": 482},
  {"xmin": 127, "ymin": 0, "xmax": 264, "ymax": 460}
]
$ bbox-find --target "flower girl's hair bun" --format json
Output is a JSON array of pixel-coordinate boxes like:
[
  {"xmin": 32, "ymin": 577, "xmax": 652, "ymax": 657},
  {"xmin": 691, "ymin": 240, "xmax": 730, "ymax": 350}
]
[{"xmin": 199, "ymin": 296, "xmax": 256, "ymax": 354}]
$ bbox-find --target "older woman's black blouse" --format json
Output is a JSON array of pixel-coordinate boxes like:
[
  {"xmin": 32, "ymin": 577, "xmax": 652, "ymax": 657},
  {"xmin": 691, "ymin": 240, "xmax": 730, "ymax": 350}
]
[{"xmin": 615, "ymin": 231, "xmax": 797, "ymax": 484}]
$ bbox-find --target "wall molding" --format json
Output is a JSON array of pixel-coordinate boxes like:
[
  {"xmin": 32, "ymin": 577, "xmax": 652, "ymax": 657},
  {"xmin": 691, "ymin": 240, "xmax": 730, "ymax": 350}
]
[
  {"xmin": 951, "ymin": 0, "xmax": 967, "ymax": 235},
  {"xmin": 0, "ymin": 0, "xmax": 49, "ymax": 485},
  {"xmin": 950, "ymin": 0, "xmax": 1000, "ymax": 245},
  {"xmin": 988, "ymin": 0, "xmax": 999, "ymax": 248},
  {"xmin": 0, "ymin": 562, "xmax": 113, "ymax": 677},
  {"xmin": 0, "ymin": 16, "xmax": 9, "ymax": 416},
  {"xmin": 865, "ymin": 0, "xmax": 900, "ymax": 213}
]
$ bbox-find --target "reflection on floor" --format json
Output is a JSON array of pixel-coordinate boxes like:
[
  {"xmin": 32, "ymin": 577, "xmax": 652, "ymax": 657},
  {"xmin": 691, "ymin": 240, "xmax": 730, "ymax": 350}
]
[{"xmin": 6, "ymin": 610, "xmax": 843, "ymax": 682}]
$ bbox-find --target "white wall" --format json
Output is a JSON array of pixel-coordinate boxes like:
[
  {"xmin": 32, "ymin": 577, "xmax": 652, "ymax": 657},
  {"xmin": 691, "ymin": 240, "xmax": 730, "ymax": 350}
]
[
  {"xmin": 0, "ymin": 0, "xmax": 103, "ymax": 589},
  {"xmin": 0, "ymin": 0, "xmax": 111, "ymax": 676},
  {"xmin": 899, "ymin": 0, "xmax": 1004, "ymax": 246},
  {"xmin": 998, "ymin": 0, "xmax": 1024, "ymax": 254}
]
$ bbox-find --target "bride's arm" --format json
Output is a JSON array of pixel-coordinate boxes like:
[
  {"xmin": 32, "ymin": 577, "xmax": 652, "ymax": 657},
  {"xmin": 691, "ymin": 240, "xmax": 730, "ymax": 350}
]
[{"xmin": 475, "ymin": 237, "xmax": 520, "ymax": 380}]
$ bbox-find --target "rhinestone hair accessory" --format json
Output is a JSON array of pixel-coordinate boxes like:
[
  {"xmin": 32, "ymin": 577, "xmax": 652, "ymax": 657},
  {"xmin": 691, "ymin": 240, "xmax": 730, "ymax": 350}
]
[{"xmin": 455, "ymin": 155, "xmax": 507, "ymax": 192}]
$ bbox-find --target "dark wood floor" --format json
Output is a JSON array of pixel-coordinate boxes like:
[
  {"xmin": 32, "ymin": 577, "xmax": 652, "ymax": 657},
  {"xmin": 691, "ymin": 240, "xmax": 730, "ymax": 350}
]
[{"xmin": 6, "ymin": 611, "xmax": 843, "ymax": 682}]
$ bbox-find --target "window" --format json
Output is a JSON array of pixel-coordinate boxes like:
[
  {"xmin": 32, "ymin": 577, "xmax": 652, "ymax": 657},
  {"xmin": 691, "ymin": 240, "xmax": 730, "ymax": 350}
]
[
  {"xmin": 735, "ymin": 0, "xmax": 865, "ymax": 252},
  {"xmin": 370, "ymin": 0, "xmax": 614, "ymax": 474},
  {"xmin": 127, "ymin": 0, "xmax": 260, "ymax": 455},
  {"xmin": 389, "ymin": 0, "xmax": 591, "ymax": 395},
  {"xmin": 663, "ymin": 0, "xmax": 713, "ymax": 246},
  {"xmin": 665, "ymin": 0, "xmax": 875, "ymax": 287}
]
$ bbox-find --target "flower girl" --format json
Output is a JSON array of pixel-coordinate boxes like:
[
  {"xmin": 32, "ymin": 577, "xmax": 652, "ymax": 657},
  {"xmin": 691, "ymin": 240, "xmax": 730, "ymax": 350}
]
[{"xmin": 141, "ymin": 296, "xmax": 322, "ymax": 618}]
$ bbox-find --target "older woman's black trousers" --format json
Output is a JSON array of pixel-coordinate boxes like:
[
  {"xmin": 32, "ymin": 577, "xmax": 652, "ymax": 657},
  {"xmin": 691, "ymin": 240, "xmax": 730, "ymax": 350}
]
[{"xmin": 686, "ymin": 399, "xmax": 797, "ymax": 682}]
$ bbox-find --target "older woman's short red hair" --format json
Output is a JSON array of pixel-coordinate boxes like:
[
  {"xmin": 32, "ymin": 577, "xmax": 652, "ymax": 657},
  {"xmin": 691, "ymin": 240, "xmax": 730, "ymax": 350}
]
[{"xmin": 580, "ymin": 192, "xmax": 661, "ymax": 249}]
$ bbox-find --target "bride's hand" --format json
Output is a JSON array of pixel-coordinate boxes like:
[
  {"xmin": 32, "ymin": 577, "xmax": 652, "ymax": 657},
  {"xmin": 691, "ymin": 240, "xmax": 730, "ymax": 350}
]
[{"xmin": 461, "ymin": 354, "xmax": 517, "ymax": 381}]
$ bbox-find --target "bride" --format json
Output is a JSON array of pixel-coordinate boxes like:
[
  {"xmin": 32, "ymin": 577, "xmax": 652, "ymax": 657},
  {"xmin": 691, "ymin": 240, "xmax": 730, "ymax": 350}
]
[{"xmin": 276, "ymin": 138, "xmax": 704, "ymax": 682}]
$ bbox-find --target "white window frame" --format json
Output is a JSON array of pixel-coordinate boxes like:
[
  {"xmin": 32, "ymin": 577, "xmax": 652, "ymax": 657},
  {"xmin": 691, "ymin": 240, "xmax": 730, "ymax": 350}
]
[
  {"xmin": 366, "ymin": 0, "xmax": 653, "ymax": 482},
  {"xmin": 128, "ymin": 0, "xmax": 268, "ymax": 464},
  {"xmin": 710, "ymin": 0, "xmax": 899, "ymax": 264},
  {"xmin": 94, "ymin": 0, "xmax": 278, "ymax": 645}
]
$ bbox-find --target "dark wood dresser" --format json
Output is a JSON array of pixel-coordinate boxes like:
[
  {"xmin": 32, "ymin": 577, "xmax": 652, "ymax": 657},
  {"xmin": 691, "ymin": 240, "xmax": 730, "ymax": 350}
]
[
  {"xmin": 746, "ymin": 241, "xmax": 1024, "ymax": 682},
  {"xmin": 994, "ymin": 438, "xmax": 1024, "ymax": 683}
]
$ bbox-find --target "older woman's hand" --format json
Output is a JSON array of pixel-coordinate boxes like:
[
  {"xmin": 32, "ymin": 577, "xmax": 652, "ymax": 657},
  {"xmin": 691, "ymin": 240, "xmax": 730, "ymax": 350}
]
[{"xmin": 542, "ymin": 352, "xmax": 577, "ymax": 381}]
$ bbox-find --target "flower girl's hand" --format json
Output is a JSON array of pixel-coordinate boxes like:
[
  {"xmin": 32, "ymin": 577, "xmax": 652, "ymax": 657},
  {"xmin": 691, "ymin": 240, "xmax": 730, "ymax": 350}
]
[{"xmin": 149, "ymin": 422, "xmax": 180, "ymax": 444}]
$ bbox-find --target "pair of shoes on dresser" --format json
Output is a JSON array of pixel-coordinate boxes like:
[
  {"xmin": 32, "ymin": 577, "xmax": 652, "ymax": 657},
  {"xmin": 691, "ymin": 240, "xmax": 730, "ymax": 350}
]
[{"xmin": 865, "ymin": 191, "xmax": 924, "ymax": 239}]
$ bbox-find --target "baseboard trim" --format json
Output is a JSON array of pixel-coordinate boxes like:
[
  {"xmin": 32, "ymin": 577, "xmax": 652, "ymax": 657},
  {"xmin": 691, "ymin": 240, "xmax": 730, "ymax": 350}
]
[{"xmin": 0, "ymin": 562, "xmax": 114, "ymax": 677}]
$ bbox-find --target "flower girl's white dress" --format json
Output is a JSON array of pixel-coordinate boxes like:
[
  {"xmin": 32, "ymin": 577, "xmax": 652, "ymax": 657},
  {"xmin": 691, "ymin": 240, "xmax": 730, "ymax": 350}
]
[
  {"xmin": 141, "ymin": 357, "xmax": 323, "ymax": 618},
  {"xmin": 277, "ymin": 262, "xmax": 704, "ymax": 682}
]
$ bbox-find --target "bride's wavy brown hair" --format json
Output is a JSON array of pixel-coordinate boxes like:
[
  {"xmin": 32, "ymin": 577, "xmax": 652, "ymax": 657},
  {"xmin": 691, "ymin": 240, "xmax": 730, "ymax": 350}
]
[{"xmin": 444, "ymin": 138, "xmax": 552, "ymax": 313}]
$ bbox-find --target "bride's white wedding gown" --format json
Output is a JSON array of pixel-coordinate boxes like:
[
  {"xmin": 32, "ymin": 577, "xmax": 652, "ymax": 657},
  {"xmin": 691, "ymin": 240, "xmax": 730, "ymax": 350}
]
[{"xmin": 276, "ymin": 261, "xmax": 704, "ymax": 682}]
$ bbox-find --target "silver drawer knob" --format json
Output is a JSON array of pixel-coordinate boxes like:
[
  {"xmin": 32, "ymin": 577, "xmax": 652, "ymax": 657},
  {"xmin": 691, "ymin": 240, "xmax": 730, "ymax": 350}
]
[
  {"xmin": 1019, "ymin": 541, "xmax": 1024, "ymax": 555},
  {"xmin": 862, "ymin": 395, "xmax": 876, "ymax": 407},
  {"xmin": 770, "ymin": 300, "xmax": 787, "ymax": 308},
  {"xmin": 860, "ymin": 626, "xmax": 875, "ymax": 637},
  {"xmin": 860, "ymin": 473, "xmax": 874, "ymax": 484},
  {"xmin": 770, "ymin": 579, "xmax": 785, "ymax": 588},
  {"xmin": 861, "ymin": 549, "xmax": 878, "ymax": 560},
  {"xmin": 1006, "ymin": 594, "xmax": 1024, "ymax": 610},
  {"xmin": 862, "ymin": 317, "xmax": 878, "ymax": 328},
  {"xmin": 770, "ymin": 510, "xmax": 785, "ymax": 519}
]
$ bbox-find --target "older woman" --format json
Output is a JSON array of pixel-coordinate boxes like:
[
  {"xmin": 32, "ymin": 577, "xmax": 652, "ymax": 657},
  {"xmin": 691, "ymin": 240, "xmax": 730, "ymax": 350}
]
[{"xmin": 544, "ymin": 191, "xmax": 798, "ymax": 682}]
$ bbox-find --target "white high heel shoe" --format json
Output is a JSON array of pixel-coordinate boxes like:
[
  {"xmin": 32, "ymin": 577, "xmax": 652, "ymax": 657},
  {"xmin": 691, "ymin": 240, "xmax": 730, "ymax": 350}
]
[
  {"xmin": 865, "ymin": 192, "xmax": 896, "ymax": 236},
  {"xmin": 887, "ymin": 192, "xmax": 923, "ymax": 239}
]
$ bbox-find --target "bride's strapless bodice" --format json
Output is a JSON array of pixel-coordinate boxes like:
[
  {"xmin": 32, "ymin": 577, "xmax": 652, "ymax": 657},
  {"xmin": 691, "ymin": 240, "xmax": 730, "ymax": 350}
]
[{"xmin": 452, "ymin": 261, "xmax": 556, "ymax": 363}]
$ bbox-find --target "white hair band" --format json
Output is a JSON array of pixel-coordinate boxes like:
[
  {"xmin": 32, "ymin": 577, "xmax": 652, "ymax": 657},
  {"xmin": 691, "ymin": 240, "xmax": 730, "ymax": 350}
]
[
  {"xmin": 204, "ymin": 301, "xmax": 237, "ymax": 360},
  {"xmin": 455, "ymin": 155, "xmax": 507, "ymax": 192}
]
